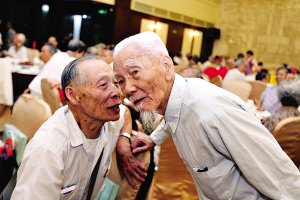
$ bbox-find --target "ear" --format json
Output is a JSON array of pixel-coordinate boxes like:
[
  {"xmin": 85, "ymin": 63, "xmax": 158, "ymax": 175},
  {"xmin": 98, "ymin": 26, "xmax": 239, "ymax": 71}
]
[
  {"xmin": 163, "ymin": 56, "xmax": 174, "ymax": 82},
  {"xmin": 65, "ymin": 86, "xmax": 81, "ymax": 106}
]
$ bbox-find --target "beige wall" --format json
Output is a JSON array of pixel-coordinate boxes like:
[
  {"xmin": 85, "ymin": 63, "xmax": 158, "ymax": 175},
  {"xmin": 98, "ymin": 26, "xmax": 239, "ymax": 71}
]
[
  {"xmin": 92, "ymin": 0, "xmax": 115, "ymax": 5},
  {"xmin": 181, "ymin": 28, "xmax": 203, "ymax": 57},
  {"xmin": 131, "ymin": 0, "xmax": 219, "ymax": 27},
  {"xmin": 140, "ymin": 19, "xmax": 169, "ymax": 45},
  {"xmin": 213, "ymin": 0, "xmax": 300, "ymax": 70}
]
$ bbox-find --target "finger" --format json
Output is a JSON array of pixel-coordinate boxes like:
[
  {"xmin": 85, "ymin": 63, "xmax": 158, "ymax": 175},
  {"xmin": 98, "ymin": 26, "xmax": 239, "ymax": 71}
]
[
  {"xmin": 131, "ymin": 170, "xmax": 146, "ymax": 183},
  {"xmin": 135, "ymin": 120, "xmax": 143, "ymax": 132},
  {"xmin": 137, "ymin": 162, "xmax": 147, "ymax": 172},
  {"xmin": 124, "ymin": 173, "xmax": 137, "ymax": 189},
  {"xmin": 132, "ymin": 146, "xmax": 150, "ymax": 154},
  {"xmin": 135, "ymin": 166, "xmax": 147, "ymax": 178}
]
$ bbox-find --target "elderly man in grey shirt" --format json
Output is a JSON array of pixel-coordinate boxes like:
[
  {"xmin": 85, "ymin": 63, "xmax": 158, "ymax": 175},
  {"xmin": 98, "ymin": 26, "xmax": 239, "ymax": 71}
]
[{"xmin": 113, "ymin": 31, "xmax": 300, "ymax": 199}]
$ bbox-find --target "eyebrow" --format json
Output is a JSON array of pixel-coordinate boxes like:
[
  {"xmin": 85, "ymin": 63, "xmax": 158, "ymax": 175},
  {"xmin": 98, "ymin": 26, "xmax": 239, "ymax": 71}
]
[{"xmin": 95, "ymin": 75, "xmax": 110, "ymax": 85}]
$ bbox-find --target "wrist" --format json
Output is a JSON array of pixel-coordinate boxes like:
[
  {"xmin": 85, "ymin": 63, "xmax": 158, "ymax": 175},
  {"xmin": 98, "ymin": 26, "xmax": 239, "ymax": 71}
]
[{"xmin": 120, "ymin": 132, "xmax": 131, "ymax": 140}]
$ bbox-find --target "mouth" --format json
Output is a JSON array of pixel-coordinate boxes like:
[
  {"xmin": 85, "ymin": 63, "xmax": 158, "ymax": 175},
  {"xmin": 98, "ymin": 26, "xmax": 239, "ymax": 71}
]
[
  {"xmin": 108, "ymin": 104, "xmax": 121, "ymax": 112},
  {"xmin": 134, "ymin": 97, "xmax": 146, "ymax": 105}
]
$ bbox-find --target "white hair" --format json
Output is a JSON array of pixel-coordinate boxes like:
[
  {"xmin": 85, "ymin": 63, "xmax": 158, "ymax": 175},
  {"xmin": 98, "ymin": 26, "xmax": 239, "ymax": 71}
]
[
  {"xmin": 17, "ymin": 33, "xmax": 26, "ymax": 45},
  {"xmin": 113, "ymin": 31, "xmax": 169, "ymax": 59}
]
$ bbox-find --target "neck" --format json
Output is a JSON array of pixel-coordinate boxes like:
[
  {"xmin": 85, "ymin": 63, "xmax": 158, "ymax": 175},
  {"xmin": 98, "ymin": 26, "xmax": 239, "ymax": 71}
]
[
  {"xmin": 157, "ymin": 76, "xmax": 175, "ymax": 115},
  {"xmin": 69, "ymin": 104, "xmax": 104, "ymax": 139},
  {"xmin": 15, "ymin": 45, "xmax": 21, "ymax": 51}
]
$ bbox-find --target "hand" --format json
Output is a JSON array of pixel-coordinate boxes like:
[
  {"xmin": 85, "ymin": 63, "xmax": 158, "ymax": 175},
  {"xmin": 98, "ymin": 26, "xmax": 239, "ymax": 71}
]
[
  {"xmin": 131, "ymin": 131, "xmax": 155, "ymax": 154},
  {"xmin": 23, "ymin": 88, "xmax": 30, "ymax": 94},
  {"xmin": 116, "ymin": 136, "xmax": 147, "ymax": 189}
]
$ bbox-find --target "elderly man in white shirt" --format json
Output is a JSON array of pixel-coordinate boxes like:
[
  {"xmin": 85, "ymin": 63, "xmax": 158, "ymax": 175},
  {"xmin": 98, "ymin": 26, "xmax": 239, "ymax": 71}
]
[
  {"xmin": 113, "ymin": 32, "xmax": 300, "ymax": 199},
  {"xmin": 11, "ymin": 55, "xmax": 133, "ymax": 200},
  {"xmin": 4, "ymin": 33, "xmax": 28, "ymax": 62},
  {"xmin": 26, "ymin": 43, "xmax": 75, "ymax": 98},
  {"xmin": 222, "ymin": 59, "xmax": 246, "ymax": 87}
]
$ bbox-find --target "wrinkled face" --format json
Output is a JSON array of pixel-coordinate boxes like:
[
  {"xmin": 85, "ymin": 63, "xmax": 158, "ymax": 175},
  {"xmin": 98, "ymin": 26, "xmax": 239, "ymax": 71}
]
[
  {"xmin": 114, "ymin": 45, "xmax": 170, "ymax": 114},
  {"xmin": 40, "ymin": 45, "xmax": 53, "ymax": 63},
  {"xmin": 276, "ymin": 68, "xmax": 287, "ymax": 85},
  {"xmin": 75, "ymin": 59, "xmax": 121, "ymax": 122}
]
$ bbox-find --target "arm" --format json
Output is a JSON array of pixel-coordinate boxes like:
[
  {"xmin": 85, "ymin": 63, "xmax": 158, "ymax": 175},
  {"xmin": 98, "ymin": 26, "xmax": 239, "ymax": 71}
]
[
  {"xmin": 131, "ymin": 119, "xmax": 171, "ymax": 154},
  {"xmin": 11, "ymin": 143, "xmax": 63, "ymax": 199},
  {"xmin": 256, "ymin": 98, "xmax": 263, "ymax": 109},
  {"xmin": 116, "ymin": 106, "xmax": 147, "ymax": 189}
]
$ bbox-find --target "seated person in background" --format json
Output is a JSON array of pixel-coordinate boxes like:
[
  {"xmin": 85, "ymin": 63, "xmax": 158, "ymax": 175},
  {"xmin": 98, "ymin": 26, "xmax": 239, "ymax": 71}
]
[
  {"xmin": 11, "ymin": 55, "xmax": 134, "ymax": 199},
  {"xmin": 225, "ymin": 58, "xmax": 235, "ymax": 71},
  {"xmin": 202, "ymin": 55, "xmax": 215, "ymax": 70},
  {"xmin": 86, "ymin": 46, "xmax": 98, "ymax": 55},
  {"xmin": 103, "ymin": 49, "xmax": 114, "ymax": 68},
  {"xmin": 67, "ymin": 39, "xmax": 86, "ymax": 58},
  {"xmin": 27, "ymin": 42, "xmax": 75, "ymax": 98},
  {"xmin": 48, "ymin": 36, "xmax": 61, "ymax": 52},
  {"xmin": 255, "ymin": 72, "xmax": 269, "ymax": 84},
  {"xmin": 257, "ymin": 66, "xmax": 288, "ymax": 114},
  {"xmin": 3, "ymin": 33, "xmax": 28, "ymax": 62},
  {"xmin": 263, "ymin": 78, "xmax": 300, "ymax": 133},
  {"xmin": 222, "ymin": 59, "xmax": 246, "ymax": 87},
  {"xmin": 178, "ymin": 67, "xmax": 203, "ymax": 79}
]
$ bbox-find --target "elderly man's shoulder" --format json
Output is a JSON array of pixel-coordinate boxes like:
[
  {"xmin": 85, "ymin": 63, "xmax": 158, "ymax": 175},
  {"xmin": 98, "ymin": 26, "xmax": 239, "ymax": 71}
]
[
  {"xmin": 184, "ymin": 78, "xmax": 245, "ymax": 114},
  {"xmin": 29, "ymin": 106, "xmax": 73, "ymax": 153}
]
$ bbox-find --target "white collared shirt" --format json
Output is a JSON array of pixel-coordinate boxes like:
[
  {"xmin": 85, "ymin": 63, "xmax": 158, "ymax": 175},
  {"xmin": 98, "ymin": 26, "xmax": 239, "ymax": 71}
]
[
  {"xmin": 11, "ymin": 105, "xmax": 125, "ymax": 200},
  {"xmin": 29, "ymin": 52, "xmax": 75, "ymax": 97},
  {"xmin": 7, "ymin": 46, "xmax": 28, "ymax": 62},
  {"xmin": 151, "ymin": 74, "xmax": 300, "ymax": 199}
]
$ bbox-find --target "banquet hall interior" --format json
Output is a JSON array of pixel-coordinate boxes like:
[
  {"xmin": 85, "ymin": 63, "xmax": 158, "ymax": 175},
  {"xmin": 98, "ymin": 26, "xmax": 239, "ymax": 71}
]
[{"xmin": 1, "ymin": 0, "xmax": 300, "ymax": 199}]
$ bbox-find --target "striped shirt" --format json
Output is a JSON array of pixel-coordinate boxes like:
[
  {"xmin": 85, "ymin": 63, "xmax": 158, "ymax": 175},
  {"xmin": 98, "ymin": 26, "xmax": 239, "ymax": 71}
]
[{"xmin": 151, "ymin": 74, "xmax": 300, "ymax": 199}]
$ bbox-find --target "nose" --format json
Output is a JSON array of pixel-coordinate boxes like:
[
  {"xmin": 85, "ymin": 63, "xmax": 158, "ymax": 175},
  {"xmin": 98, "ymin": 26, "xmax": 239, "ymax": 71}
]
[
  {"xmin": 109, "ymin": 83, "xmax": 121, "ymax": 99},
  {"xmin": 123, "ymin": 78, "xmax": 137, "ymax": 98}
]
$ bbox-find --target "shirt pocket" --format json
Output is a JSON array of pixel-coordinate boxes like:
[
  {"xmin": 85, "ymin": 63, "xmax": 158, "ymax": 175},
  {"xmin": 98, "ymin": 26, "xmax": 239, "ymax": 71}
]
[
  {"xmin": 193, "ymin": 166, "xmax": 231, "ymax": 200},
  {"xmin": 60, "ymin": 184, "xmax": 79, "ymax": 200}
]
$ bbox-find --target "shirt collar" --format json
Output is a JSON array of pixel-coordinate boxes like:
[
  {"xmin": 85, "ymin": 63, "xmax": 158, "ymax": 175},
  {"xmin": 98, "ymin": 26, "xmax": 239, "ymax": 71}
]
[
  {"xmin": 65, "ymin": 107, "xmax": 106, "ymax": 147},
  {"xmin": 164, "ymin": 74, "xmax": 187, "ymax": 133}
]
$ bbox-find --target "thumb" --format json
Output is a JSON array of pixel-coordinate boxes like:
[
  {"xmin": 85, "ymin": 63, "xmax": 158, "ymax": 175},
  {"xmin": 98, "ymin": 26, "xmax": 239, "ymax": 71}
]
[{"xmin": 132, "ymin": 146, "xmax": 149, "ymax": 154}]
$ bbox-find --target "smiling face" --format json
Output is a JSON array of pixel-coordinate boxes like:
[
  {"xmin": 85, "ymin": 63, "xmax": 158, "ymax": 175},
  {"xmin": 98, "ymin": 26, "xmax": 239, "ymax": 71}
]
[
  {"xmin": 72, "ymin": 59, "xmax": 121, "ymax": 122},
  {"xmin": 114, "ymin": 45, "xmax": 174, "ymax": 114}
]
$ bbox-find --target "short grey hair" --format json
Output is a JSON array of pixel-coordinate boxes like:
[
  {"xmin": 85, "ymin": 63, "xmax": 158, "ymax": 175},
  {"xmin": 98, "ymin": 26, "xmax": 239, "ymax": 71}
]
[
  {"xmin": 86, "ymin": 46, "xmax": 98, "ymax": 55},
  {"xmin": 44, "ymin": 42, "xmax": 57, "ymax": 54},
  {"xmin": 61, "ymin": 55, "xmax": 101, "ymax": 101},
  {"xmin": 17, "ymin": 33, "xmax": 26, "ymax": 45},
  {"xmin": 235, "ymin": 59, "xmax": 246, "ymax": 68},
  {"xmin": 277, "ymin": 78, "xmax": 300, "ymax": 107},
  {"xmin": 68, "ymin": 39, "xmax": 87, "ymax": 53},
  {"xmin": 113, "ymin": 31, "xmax": 168, "ymax": 60}
]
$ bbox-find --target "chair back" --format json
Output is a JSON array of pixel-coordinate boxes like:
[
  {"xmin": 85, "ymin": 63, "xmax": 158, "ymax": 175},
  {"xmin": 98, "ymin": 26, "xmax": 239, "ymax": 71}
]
[
  {"xmin": 107, "ymin": 148, "xmax": 150, "ymax": 200},
  {"xmin": 273, "ymin": 117, "xmax": 300, "ymax": 168},
  {"xmin": 26, "ymin": 48, "xmax": 40, "ymax": 62},
  {"xmin": 0, "ymin": 105, "xmax": 11, "ymax": 132},
  {"xmin": 41, "ymin": 78, "xmax": 61, "ymax": 114},
  {"xmin": 146, "ymin": 137, "xmax": 198, "ymax": 200},
  {"xmin": 224, "ymin": 80, "xmax": 252, "ymax": 101},
  {"xmin": 248, "ymin": 81, "xmax": 267, "ymax": 104},
  {"xmin": 11, "ymin": 94, "xmax": 52, "ymax": 140},
  {"xmin": 210, "ymin": 75, "xmax": 222, "ymax": 88}
]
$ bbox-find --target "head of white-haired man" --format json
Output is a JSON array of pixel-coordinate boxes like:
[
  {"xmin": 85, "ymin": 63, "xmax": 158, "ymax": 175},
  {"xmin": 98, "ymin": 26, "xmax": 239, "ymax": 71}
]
[{"xmin": 113, "ymin": 31, "xmax": 175, "ymax": 116}]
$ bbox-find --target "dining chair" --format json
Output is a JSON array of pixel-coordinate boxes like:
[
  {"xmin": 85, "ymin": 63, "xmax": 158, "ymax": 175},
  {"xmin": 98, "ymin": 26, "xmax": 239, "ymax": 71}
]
[
  {"xmin": 224, "ymin": 80, "xmax": 252, "ymax": 101},
  {"xmin": 41, "ymin": 78, "xmax": 61, "ymax": 114},
  {"xmin": 26, "ymin": 48, "xmax": 40, "ymax": 62},
  {"xmin": 0, "ymin": 58, "xmax": 13, "ymax": 131},
  {"xmin": 210, "ymin": 75, "xmax": 222, "ymax": 88},
  {"xmin": 11, "ymin": 94, "xmax": 52, "ymax": 140},
  {"xmin": 146, "ymin": 137, "xmax": 198, "ymax": 200},
  {"xmin": 106, "ymin": 148, "xmax": 151, "ymax": 200},
  {"xmin": 273, "ymin": 116, "xmax": 300, "ymax": 168},
  {"xmin": 247, "ymin": 81, "xmax": 267, "ymax": 105}
]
